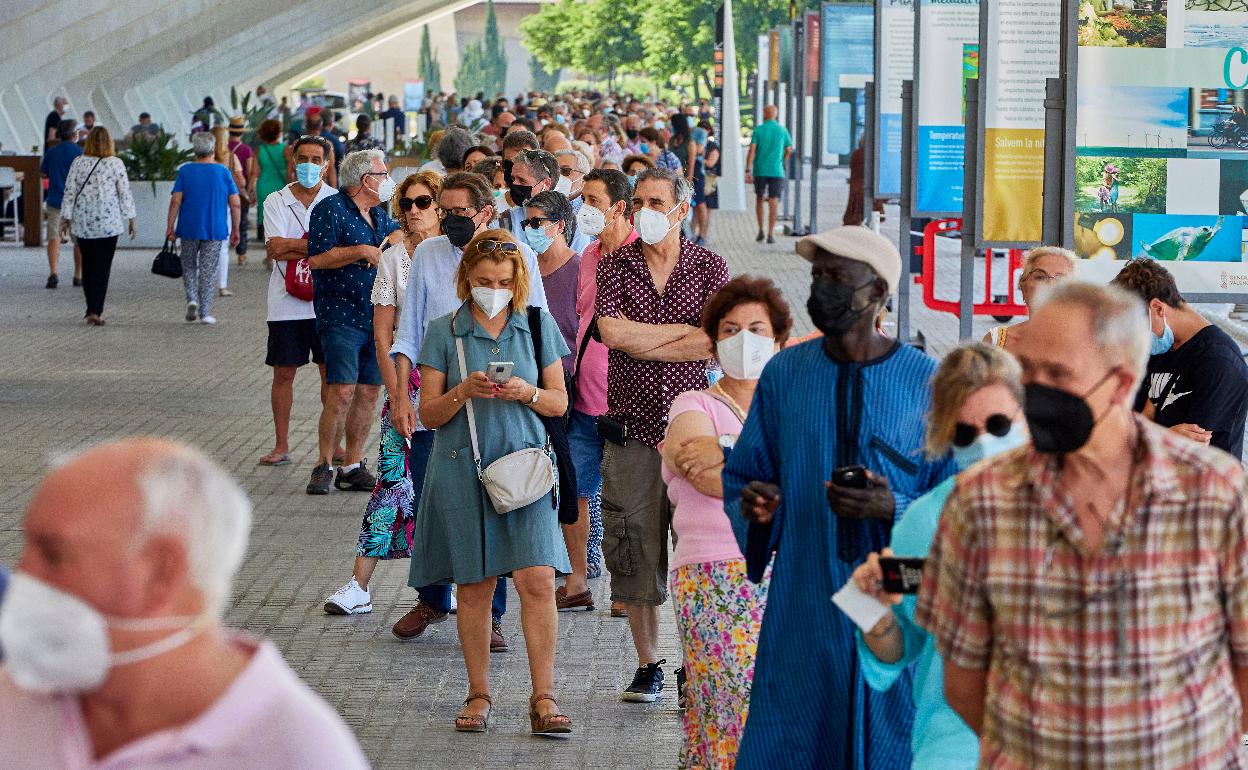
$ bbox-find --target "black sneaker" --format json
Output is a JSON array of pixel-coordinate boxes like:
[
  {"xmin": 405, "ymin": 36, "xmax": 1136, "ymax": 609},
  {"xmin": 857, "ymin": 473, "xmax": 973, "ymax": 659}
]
[
  {"xmin": 755, "ymin": 231, "xmax": 764, "ymax": 242},
  {"xmin": 72, "ymin": 277, "xmax": 82, "ymax": 287},
  {"xmin": 622, "ymin": 659, "xmax": 665, "ymax": 703},
  {"xmin": 675, "ymin": 666, "xmax": 688, "ymax": 711},
  {"xmin": 306, "ymin": 464, "xmax": 333, "ymax": 495},
  {"xmin": 45, "ymin": 274, "xmax": 58, "ymax": 289},
  {"xmin": 335, "ymin": 461, "xmax": 377, "ymax": 491},
  {"xmin": 766, "ymin": 235, "xmax": 775, "ymax": 244}
]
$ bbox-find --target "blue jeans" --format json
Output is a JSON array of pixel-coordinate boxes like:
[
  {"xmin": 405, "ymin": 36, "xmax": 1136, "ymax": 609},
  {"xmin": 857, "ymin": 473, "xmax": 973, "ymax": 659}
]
[{"xmin": 408, "ymin": 431, "xmax": 507, "ymax": 621}]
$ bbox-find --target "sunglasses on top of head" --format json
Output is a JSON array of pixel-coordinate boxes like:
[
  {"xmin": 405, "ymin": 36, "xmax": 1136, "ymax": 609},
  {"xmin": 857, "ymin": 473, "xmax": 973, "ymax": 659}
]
[
  {"xmin": 398, "ymin": 195, "xmax": 435, "ymax": 212},
  {"xmin": 474, "ymin": 239, "xmax": 520, "ymax": 254},
  {"xmin": 952, "ymin": 413, "xmax": 1015, "ymax": 448}
]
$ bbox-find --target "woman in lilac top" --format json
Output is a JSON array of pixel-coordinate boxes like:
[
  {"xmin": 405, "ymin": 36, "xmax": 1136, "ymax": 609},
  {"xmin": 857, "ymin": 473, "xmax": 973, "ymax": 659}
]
[{"xmin": 660, "ymin": 276, "xmax": 792, "ymax": 770}]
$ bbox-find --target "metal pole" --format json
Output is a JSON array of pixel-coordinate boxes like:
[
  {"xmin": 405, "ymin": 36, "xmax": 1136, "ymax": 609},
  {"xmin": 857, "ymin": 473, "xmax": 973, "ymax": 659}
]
[
  {"xmin": 791, "ymin": 19, "xmax": 806, "ymax": 236},
  {"xmin": 960, "ymin": 78, "xmax": 979, "ymax": 340},
  {"xmin": 898, "ymin": 79, "xmax": 913, "ymax": 343},
  {"xmin": 783, "ymin": 78, "xmax": 794, "ymax": 222},
  {"xmin": 863, "ymin": 81, "xmax": 876, "ymax": 226},
  {"xmin": 809, "ymin": 78, "xmax": 821, "ymax": 234},
  {"xmin": 1042, "ymin": 77, "xmax": 1066, "ymax": 247},
  {"xmin": 718, "ymin": 0, "xmax": 747, "ymax": 212}
]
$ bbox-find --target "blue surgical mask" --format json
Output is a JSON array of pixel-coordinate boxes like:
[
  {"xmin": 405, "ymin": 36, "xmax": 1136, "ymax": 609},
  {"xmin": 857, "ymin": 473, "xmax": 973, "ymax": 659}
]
[
  {"xmin": 627, "ymin": 174, "xmax": 638, "ymax": 189},
  {"xmin": 639, "ymin": 142, "xmax": 650, "ymax": 155},
  {"xmin": 295, "ymin": 162, "xmax": 322, "ymax": 189},
  {"xmin": 1151, "ymin": 320, "xmax": 1174, "ymax": 356},
  {"xmin": 524, "ymin": 224, "xmax": 555, "ymax": 254},
  {"xmin": 654, "ymin": 120, "xmax": 666, "ymax": 131},
  {"xmin": 951, "ymin": 422, "xmax": 1027, "ymax": 471}
]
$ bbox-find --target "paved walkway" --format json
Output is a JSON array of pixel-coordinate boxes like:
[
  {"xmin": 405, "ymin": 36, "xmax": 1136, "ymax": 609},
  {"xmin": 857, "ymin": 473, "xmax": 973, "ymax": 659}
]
[{"xmin": 0, "ymin": 170, "xmax": 992, "ymax": 769}]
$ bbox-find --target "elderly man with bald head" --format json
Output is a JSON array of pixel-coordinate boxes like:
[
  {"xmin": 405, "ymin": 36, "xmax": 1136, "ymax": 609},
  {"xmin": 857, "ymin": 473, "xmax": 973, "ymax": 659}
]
[{"xmin": 0, "ymin": 438, "xmax": 367, "ymax": 769}]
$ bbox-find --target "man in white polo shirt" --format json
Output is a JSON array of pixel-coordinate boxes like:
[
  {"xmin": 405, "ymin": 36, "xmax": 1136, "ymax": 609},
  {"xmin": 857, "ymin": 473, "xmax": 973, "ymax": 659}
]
[{"xmin": 257, "ymin": 135, "xmax": 339, "ymax": 467}]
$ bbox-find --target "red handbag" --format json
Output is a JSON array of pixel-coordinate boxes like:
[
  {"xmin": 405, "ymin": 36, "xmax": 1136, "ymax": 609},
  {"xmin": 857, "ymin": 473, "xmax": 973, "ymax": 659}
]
[{"xmin": 281, "ymin": 229, "xmax": 314, "ymax": 301}]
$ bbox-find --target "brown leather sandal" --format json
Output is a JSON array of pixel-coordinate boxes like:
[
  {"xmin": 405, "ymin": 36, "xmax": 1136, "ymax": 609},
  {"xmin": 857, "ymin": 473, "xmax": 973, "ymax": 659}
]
[
  {"xmin": 454, "ymin": 692, "xmax": 492, "ymax": 733},
  {"xmin": 529, "ymin": 693, "xmax": 572, "ymax": 735}
]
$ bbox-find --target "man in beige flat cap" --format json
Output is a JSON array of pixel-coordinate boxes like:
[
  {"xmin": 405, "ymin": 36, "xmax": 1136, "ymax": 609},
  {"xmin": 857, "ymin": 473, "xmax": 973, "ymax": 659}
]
[{"xmin": 720, "ymin": 226, "xmax": 955, "ymax": 768}]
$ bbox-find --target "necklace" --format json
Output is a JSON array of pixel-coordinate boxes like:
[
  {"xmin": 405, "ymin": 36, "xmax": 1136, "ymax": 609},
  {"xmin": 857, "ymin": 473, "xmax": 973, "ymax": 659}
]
[{"xmin": 711, "ymin": 381, "xmax": 748, "ymax": 424}]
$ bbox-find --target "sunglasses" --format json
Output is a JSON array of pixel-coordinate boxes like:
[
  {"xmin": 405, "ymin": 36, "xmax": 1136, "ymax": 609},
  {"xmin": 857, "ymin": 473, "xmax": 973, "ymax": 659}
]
[
  {"xmin": 474, "ymin": 239, "xmax": 520, "ymax": 254},
  {"xmin": 398, "ymin": 195, "xmax": 435, "ymax": 212},
  {"xmin": 952, "ymin": 413, "xmax": 1014, "ymax": 448},
  {"xmin": 520, "ymin": 217, "xmax": 558, "ymax": 230}
]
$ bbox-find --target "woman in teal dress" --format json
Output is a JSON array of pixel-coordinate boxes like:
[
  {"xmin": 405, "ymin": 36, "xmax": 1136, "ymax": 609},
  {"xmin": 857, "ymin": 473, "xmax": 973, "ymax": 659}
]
[
  {"xmin": 850, "ymin": 343, "xmax": 1028, "ymax": 769},
  {"xmin": 410, "ymin": 228, "xmax": 573, "ymax": 736}
]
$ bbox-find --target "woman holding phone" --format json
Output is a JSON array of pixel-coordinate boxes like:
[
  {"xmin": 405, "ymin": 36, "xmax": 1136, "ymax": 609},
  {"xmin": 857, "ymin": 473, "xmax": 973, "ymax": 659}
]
[
  {"xmin": 405, "ymin": 228, "xmax": 573, "ymax": 735},
  {"xmin": 850, "ymin": 343, "xmax": 1027, "ymax": 769}
]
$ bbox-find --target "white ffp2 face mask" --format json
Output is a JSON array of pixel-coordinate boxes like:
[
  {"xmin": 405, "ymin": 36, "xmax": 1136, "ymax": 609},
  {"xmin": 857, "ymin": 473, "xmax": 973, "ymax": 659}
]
[
  {"xmin": 717, "ymin": 329, "xmax": 776, "ymax": 381},
  {"xmin": 576, "ymin": 204, "xmax": 607, "ymax": 236},
  {"xmin": 636, "ymin": 204, "xmax": 680, "ymax": 245},
  {"xmin": 0, "ymin": 572, "xmax": 205, "ymax": 694},
  {"xmin": 555, "ymin": 175, "xmax": 574, "ymax": 196},
  {"xmin": 471, "ymin": 287, "xmax": 513, "ymax": 319}
]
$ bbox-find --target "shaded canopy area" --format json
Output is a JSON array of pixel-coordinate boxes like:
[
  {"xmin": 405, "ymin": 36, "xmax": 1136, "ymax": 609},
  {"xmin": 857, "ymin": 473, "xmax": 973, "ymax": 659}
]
[{"xmin": 0, "ymin": 0, "xmax": 473, "ymax": 150}]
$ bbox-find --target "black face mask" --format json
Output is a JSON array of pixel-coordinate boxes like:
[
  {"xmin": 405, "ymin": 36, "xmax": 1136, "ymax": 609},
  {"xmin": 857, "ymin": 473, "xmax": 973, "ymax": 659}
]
[
  {"xmin": 1023, "ymin": 369, "xmax": 1118, "ymax": 454},
  {"xmin": 508, "ymin": 182, "xmax": 533, "ymax": 208},
  {"xmin": 502, "ymin": 159, "xmax": 514, "ymax": 188},
  {"xmin": 625, "ymin": 128, "xmax": 639, "ymax": 140},
  {"xmin": 443, "ymin": 212, "xmax": 477, "ymax": 248},
  {"xmin": 807, "ymin": 278, "xmax": 876, "ymax": 337}
]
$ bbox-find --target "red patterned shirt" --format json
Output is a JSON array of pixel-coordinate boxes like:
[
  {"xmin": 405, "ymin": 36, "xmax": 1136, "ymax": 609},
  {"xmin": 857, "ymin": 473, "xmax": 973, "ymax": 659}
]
[
  {"xmin": 595, "ymin": 236, "xmax": 729, "ymax": 448},
  {"xmin": 916, "ymin": 417, "xmax": 1248, "ymax": 769}
]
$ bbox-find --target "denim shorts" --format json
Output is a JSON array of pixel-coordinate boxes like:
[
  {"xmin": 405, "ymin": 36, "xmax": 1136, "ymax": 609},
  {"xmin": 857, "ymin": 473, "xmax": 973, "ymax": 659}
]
[
  {"xmin": 567, "ymin": 409, "xmax": 604, "ymax": 499},
  {"xmin": 319, "ymin": 324, "xmax": 382, "ymax": 386}
]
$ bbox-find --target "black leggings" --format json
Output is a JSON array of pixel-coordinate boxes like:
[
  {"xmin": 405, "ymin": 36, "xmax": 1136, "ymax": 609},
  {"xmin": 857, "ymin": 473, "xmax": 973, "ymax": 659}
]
[{"xmin": 78, "ymin": 235, "xmax": 118, "ymax": 316}]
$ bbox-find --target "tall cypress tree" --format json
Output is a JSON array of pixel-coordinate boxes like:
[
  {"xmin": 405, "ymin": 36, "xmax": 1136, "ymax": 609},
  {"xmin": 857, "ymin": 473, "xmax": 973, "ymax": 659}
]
[
  {"xmin": 482, "ymin": 0, "xmax": 507, "ymax": 97},
  {"xmin": 419, "ymin": 25, "xmax": 442, "ymax": 94}
]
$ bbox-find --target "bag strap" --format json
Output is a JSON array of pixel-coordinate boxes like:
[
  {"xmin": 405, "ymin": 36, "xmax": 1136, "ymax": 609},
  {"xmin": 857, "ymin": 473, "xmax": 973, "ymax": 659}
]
[
  {"xmin": 455, "ymin": 320, "xmax": 485, "ymax": 480},
  {"xmin": 572, "ymin": 316, "xmax": 596, "ymax": 382},
  {"xmin": 528, "ymin": 306, "xmax": 544, "ymax": 370},
  {"xmin": 79, "ymin": 157, "xmax": 103, "ymax": 192}
]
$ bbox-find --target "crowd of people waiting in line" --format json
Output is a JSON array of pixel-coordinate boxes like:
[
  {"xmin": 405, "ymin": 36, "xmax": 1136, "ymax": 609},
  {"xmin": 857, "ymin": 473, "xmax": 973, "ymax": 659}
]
[{"xmin": 10, "ymin": 88, "xmax": 1248, "ymax": 769}]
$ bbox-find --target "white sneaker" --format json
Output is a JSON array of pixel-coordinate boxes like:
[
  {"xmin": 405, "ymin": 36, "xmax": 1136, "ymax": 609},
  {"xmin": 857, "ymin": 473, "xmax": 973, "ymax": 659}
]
[
  {"xmin": 449, "ymin": 587, "xmax": 459, "ymax": 615},
  {"xmin": 324, "ymin": 578, "xmax": 372, "ymax": 615},
  {"xmin": 200, "ymin": 316, "xmax": 217, "ymax": 325},
  {"xmin": 186, "ymin": 302, "xmax": 198, "ymax": 322}
]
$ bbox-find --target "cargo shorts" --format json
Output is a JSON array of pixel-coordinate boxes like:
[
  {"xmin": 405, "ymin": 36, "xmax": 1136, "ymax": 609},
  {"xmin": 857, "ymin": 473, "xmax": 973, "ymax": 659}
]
[{"xmin": 600, "ymin": 440, "xmax": 672, "ymax": 606}]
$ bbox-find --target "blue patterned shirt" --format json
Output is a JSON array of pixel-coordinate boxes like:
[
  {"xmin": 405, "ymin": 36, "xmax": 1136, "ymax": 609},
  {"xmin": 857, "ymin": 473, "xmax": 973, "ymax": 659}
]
[{"xmin": 307, "ymin": 190, "xmax": 399, "ymax": 332}]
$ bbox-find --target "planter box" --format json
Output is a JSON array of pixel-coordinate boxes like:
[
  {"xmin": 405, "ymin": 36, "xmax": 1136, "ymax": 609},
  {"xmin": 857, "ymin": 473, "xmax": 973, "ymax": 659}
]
[{"xmin": 130, "ymin": 180, "xmax": 175, "ymax": 249}]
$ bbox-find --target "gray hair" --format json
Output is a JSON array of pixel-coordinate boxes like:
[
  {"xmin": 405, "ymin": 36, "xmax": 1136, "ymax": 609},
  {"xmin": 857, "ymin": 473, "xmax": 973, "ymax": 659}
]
[
  {"xmin": 136, "ymin": 443, "xmax": 252, "ymax": 617},
  {"xmin": 1022, "ymin": 246, "xmax": 1077, "ymax": 279},
  {"xmin": 526, "ymin": 190, "xmax": 577, "ymax": 247},
  {"xmin": 436, "ymin": 126, "xmax": 475, "ymax": 171},
  {"xmin": 339, "ymin": 149, "xmax": 384, "ymax": 188},
  {"xmin": 191, "ymin": 131, "xmax": 215, "ymax": 157},
  {"xmin": 515, "ymin": 149, "xmax": 558, "ymax": 183},
  {"xmin": 635, "ymin": 166, "xmax": 693, "ymax": 205},
  {"xmin": 1034, "ymin": 280, "xmax": 1151, "ymax": 388},
  {"xmin": 557, "ymin": 148, "xmax": 590, "ymax": 174}
]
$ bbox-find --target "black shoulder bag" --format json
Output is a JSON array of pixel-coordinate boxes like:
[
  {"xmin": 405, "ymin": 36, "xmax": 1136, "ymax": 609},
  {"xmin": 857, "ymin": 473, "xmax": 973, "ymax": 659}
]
[{"xmin": 528, "ymin": 306, "xmax": 578, "ymax": 525}]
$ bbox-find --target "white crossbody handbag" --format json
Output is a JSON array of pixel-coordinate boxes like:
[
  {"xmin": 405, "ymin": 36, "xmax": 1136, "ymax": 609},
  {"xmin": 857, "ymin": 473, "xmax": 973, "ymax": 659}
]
[{"xmin": 455, "ymin": 327, "xmax": 556, "ymax": 514}]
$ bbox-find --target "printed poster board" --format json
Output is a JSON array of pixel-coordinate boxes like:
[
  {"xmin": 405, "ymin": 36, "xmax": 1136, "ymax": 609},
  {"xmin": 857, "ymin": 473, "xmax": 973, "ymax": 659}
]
[
  {"xmin": 1071, "ymin": 2, "xmax": 1248, "ymax": 294},
  {"xmin": 913, "ymin": 0, "xmax": 979, "ymax": 216},
  {"xmin": 821, "ymin": 3, "xmax": 874, "ymax": 164},
  {"xmin": 874, "ymin": 0, "xmax": 914, "ymax": 198},
  {"xmin": 976, "ymin": 0, "xmax": 1061, "ymax": 246}
]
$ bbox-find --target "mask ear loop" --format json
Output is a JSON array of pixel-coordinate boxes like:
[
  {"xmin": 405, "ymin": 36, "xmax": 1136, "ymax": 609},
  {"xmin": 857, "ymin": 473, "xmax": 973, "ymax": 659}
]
[{"xmin": 106, "ymin": 613, "xmax": 210, "ymax": 666}]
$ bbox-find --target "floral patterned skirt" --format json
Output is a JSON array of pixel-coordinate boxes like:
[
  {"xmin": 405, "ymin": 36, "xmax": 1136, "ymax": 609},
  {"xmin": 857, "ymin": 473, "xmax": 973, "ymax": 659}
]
[
  {"xmin": 355, "ymin": 369, "xmax": 420, "ymax": 560},
  {"xmin": 671, "ymin": 558, "xmax": 770, "ymax": 770}
]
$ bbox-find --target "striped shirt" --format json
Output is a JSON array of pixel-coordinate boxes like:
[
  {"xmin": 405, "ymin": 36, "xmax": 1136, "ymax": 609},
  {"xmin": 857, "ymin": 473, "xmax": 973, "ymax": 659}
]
[{"xmin": 916, "ymin": 417, "xmax": 1248, "ymax": 769}]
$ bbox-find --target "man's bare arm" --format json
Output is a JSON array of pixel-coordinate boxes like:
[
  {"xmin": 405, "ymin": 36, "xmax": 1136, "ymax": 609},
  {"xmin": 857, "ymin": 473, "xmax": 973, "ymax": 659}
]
[
  {"xmin": 633, "ymin": 328, "xmax": 714, "ymax": 362},
  {"xmin": 266, "ymin": 237, "xmax": 308, "ymax": 261},
  {"xmin": 308, "ymin": 244, "xmax": 375, "ymax": 270},
  {"xmin": 598, "ymin": 315, "xmax": 696, "ymax": 357}
]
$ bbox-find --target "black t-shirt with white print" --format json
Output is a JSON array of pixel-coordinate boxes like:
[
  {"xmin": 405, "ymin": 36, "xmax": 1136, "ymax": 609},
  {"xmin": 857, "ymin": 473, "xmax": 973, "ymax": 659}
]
[{"xmin": 1133, "ymin": 324, "xmax": 1248, "ymax": 459}]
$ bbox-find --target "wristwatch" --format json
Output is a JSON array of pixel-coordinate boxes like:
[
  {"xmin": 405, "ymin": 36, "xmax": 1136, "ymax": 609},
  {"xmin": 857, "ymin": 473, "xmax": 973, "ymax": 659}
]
[
  {"xmin": 528, "ymin": 386, "xmax": 541, "ymax": 405},
  {"xmin": 718, "ymin": 434, "xmax": 736, "ymax": 450}
]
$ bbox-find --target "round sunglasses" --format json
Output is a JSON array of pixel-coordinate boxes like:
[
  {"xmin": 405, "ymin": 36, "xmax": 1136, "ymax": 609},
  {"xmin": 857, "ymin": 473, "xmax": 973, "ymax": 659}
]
[
  {"xmin": 952, "ymin": 413, "xmax": 1014, "ymax": 448},
  {"xmin": 398, "ymin": 195, "xmax": 435, "ymax": 212}
]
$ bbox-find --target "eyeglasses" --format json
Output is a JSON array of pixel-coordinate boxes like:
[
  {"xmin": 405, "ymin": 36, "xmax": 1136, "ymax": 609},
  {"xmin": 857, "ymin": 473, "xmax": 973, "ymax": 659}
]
[
  {"xmin": 362, "ymin": 171, "xmax": 388, "ymax": 178},
  {"xmin": 1023, "ymin": 270, "xmax": 1070, "ymax": 286},
  {"xmin": 473, "ymin": 239, "xmax": 519, "ymax": 254},
  {"xmin": 520, "ymin": 217, "xmax": 557, "ymax": 230},
  {"xmin": 438, "ymin": 206, "xmax": 478, "ymax": 219},
  {"xmin": 952, "ymin": 413, "xmax": 1014, "ymax": 447},
  {"xmin": 398, "ymin": 195, "xmax": 435, "ymax": 212}
]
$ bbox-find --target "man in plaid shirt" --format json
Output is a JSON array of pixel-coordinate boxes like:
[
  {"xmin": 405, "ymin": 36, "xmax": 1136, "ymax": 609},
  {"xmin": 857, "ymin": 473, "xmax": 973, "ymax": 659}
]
[{"xmin": 917, "ymin": 281, "xmax": 1248, "ymax": 768}]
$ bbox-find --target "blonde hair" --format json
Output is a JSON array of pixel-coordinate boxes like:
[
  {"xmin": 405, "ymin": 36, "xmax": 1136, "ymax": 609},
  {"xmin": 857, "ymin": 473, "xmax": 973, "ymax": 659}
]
[
  {"xmin": 925, "ymin": 343, "xmax": 1023, "ymax": 457},
  {"xmin": 391, "ymin": 170, "xmax": 444, "ymax": 231},
  {"xmin": 81, "ymin": 126, "xmax": 115, "ymax": 158},
  {"xmin": 455, "ymin": 228, "xmax": 530, "ymax": 311},
  {"xmin": 1020, "ymin": 246, "xmax": 1076, "ymax": 282},
  {"xmin": 210, "ymin": 125, "xmax": 231, "ymax": 164}
]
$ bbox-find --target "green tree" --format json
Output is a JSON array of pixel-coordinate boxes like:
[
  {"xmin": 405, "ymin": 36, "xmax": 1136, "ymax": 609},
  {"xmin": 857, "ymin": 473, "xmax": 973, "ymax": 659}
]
[
  {"xmin": 455, "ymin": 40, "xmax": 486, "ymax": 97},
  {"xmin": 419, "ymin": 25, "xmax": 442, "ymax": 94},
  {"xmin": 483, "ymin": 0, "xmax": 508, "ymax": 97},
  {"xmin": 520, "ymin": 0, "xmax": 585, "ymax": 75},
  {"xmin": 577, "ymin": 0, "xmax": 645, "ymax": 89}
]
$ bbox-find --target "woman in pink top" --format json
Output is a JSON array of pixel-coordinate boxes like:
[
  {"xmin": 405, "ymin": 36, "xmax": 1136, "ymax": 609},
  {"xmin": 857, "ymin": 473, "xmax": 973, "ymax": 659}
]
[{"xmin": 660, "ymin": 276, "xmax": 792, "ymax": 770}]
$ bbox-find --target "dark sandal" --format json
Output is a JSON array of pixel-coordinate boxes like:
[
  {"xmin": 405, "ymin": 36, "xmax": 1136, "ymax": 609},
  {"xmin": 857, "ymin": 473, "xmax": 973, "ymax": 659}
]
[
  {"xmin": 529, "ymin": 693, "xmax": 572, "ymax": 735},
  {"xmin": 454, "ymin": 692, "xmax": 492, "ymax": 732}
]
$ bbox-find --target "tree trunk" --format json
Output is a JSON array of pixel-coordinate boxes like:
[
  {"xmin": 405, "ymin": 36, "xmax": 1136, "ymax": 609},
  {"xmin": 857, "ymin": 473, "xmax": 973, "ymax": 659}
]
[{"xmin": 693, "ymin": 76, "xmax": 701, "ymax": 101}]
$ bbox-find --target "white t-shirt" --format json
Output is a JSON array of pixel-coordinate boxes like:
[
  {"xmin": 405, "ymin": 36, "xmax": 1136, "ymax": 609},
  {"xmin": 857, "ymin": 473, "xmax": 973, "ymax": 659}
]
[{"xmin": 262, "ymin": 183, "xmax": 338, "ymax": 322}]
